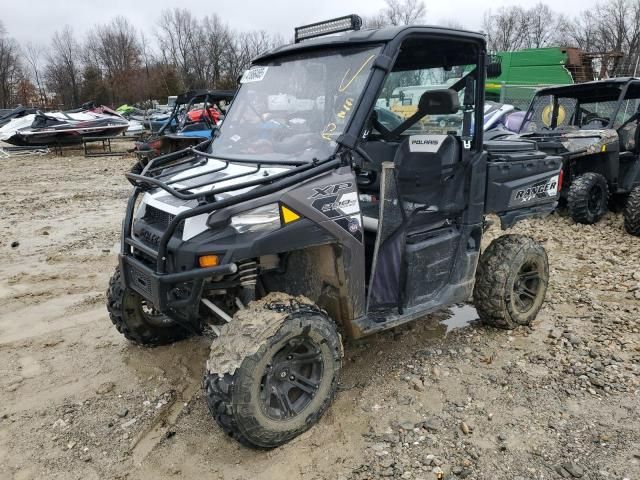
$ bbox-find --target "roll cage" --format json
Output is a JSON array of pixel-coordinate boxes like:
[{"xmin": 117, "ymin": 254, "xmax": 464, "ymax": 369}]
[{"xmin": 521, "ymin": 78, "xmax": 640, "ymax": 131}]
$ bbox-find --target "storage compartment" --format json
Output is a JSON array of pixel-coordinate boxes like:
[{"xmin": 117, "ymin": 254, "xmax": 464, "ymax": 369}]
[{"xmin": 484, "ymin": 141, "xmax": 562, "ymax": 214}]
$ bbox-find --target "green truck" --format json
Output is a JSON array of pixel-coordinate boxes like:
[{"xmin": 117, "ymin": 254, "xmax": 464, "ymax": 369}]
[{"xmin": 487, "ymin": 47, "xmax": 595, "ymax": 108}]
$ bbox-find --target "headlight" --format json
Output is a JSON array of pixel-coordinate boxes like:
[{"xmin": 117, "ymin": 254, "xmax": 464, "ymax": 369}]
[{"xmin": 230, "ymin": 204, "xmax": 280, "ymax": 234}]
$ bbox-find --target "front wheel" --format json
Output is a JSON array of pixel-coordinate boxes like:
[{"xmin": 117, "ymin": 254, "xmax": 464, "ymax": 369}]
[
  {"xmin": 204, "ymin": 294, "xmax": 342, "ymax": 448},
  {"xmin": 623, "ymin": 185, "xmax": 640, "ymax": 236},
  {"xmin": 106, "ymin": 267, "xmax": 195, "ymax": 345},
  {"xmin": 567, "ymin": 172, "xmax": 609, "ymax": 224},
  {"xmin": 473, "ymin": 235, "xmax": 549, "ymax": 329}
]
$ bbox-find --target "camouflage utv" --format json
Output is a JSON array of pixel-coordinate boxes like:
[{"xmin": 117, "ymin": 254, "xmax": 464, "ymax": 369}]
[{"xmin": 504, "ymin": 79, "xmax": 640, "ymax": 233}]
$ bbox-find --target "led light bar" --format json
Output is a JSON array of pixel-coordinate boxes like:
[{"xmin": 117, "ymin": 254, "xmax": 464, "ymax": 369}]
[{"xmin": 294, "ymin": 15, "xmax": 362, "ymax": 43}]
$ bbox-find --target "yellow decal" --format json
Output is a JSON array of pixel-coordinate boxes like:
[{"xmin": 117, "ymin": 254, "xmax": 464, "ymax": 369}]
[
  {"xmin": 321, "ymin": 122, "xmax": 337, "ymax": 140},
  {"xmin": 338, "ymin": 55, "xmax": 376, "ymax": 92},
  {"xmin": 336, "ymin": 98, "xmax": 354, "ymax": 120},
  {"xmin": 281, "ymin": 205, "xmax": 301, "ymax": 224}
]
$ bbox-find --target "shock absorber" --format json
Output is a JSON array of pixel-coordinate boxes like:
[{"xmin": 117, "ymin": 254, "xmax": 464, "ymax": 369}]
[{"xmin": 237, "ymin": 260, "xmax": 258, "ymax": 305}]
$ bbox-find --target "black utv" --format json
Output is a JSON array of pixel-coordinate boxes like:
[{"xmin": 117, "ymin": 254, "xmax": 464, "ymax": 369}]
[
  {"xmin": 500, "ymin": 79, "xmax": 640, "ymax": 233},
  {"xmin": 107, "ymin": 16, "xmax": 564, "ymax": 448}
]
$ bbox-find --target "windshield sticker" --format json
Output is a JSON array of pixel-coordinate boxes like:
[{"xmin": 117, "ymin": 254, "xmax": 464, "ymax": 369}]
[
  {"xmin": 338, "ymin": 55, "xmax": 376, "ymax": 92},
  {"xmin": 409, "ymin": 135, "xmax": 447, "ymax": 153},
  {"xmin": 241, "ymin": 66, "xmax": 268, "ymax": 83}
]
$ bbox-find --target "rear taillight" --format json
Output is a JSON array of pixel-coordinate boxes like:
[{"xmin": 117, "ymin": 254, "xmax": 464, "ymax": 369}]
[{"xmin": 558, "ymin": 169, "xmax": 564, "ymax": 192}]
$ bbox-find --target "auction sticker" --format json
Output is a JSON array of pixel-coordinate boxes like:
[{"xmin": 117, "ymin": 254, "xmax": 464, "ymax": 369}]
[{"xmin": 241, "ymin": 66, "xmax": 268, "ymax": 83}]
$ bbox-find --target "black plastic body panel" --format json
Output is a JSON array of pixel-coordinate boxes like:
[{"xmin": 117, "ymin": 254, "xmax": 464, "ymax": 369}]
[{"xmin": 485, "ymin": 149, "xmax": 562, "ymax": 224}]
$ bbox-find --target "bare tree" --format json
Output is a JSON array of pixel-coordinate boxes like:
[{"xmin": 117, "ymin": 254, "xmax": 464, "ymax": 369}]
[
  {"xmin": 525, "ymin": 3, "xmax": 557, "ymax": 48},
  {"xmin": 560, "ymin": 0, "xmax": 640, "ymax": 76},
  {"xmin": 155, "ymin": 8, "xmax": 199, "ymax": 89},
  {"xmin": 482, "ymin": 7, "xmax": 529, "ymax": 52},
  {"xmin": 24, "ymin": 42, "xmax": 47, "ymax": 106},
  {"xmin": 202, "ymin": 14, "xmax": 233, "ymax": 88},
  {"xmin": 85, "ymin": 16, "xmax": 141, "ymax": 103},
  {"xmin": 364, "ymin": 0, "xmax": 426, "ymax": 28},
  {"xmin": 0, "ymin": 29, "xmax": 22, "ymax": 107},
  {"xmin": 46, "ymin": 26, "xmax": 82, "ymax": 107},
  {"xmin": 362, "ymin": 13, "xmax": 389, "ymax": 29},
  {"xmin": 383, "ymin": 0, "xmax": 426, "ymax": 26}
]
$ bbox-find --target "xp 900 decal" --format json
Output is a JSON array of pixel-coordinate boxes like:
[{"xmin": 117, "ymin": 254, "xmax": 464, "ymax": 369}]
[{"xmin": 310, "ymin": 182, "xmax": 362, "ymax": 240}]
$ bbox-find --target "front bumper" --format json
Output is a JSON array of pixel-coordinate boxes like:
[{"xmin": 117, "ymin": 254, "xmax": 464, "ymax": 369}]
[{"xmin": 119, "ymin": 253, "xmax": 238, "ymax": 311}]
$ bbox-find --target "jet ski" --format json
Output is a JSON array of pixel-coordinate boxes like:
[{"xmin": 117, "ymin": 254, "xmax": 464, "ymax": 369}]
[
  {"xmin": 0, "ymin": 106, "xmax": 130, "ymax": 146},
  {"xmin": 0, "ymin": 106, "xmax": 38, "ymax": 128}
]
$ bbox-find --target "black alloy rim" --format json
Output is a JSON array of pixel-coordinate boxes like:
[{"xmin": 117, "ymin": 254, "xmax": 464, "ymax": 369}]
[
  {"xmin": 512, "ymin": 261, "xmax": 542, "ymax": 313},
  {"xmin": 260, "ymin": 337, "xmax": 324, "ymax": 421},
  {"xmin": 588, "ymin": 185, "xmax": 604, "ymax": 215}
]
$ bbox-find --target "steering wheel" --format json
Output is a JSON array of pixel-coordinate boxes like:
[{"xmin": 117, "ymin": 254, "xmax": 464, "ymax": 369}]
[{"xmin": 582, "ymin": 114, "xmax": 609, "ymax": 127}]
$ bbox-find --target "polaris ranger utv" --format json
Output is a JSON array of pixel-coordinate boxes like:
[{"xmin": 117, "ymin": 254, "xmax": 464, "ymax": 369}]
[
  {"xmin": 498, "ymin": 79, "xmax": 640, "ymax": 233},
  {"xmin": 107, "ymin": 16, "xmax": 563, "ymax": 448}
]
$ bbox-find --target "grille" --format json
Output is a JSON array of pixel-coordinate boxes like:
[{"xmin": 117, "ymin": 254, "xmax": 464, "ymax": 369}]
[
  {"xmin": 128, "ymin": 264, "xmax": 153, "ymax": 296},
  {"xmin": 143, "ymin": 205, "xmax": 184, "ymax": 237},
  {"xmin": 145, "ymin": 205, "xmax": 174, "ymax": 227}
]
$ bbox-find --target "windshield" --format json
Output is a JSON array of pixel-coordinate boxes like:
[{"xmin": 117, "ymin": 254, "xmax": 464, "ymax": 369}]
[
  {"xmin": 208, "ymin": 46, "xmax": 381, "ymax": 163},
  {"xmin": 522, "ymin": 88, "xmax": 622, "ymax": 133}
]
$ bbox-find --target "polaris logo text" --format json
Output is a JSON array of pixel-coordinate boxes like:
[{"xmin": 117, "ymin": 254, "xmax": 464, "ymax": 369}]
[
  {"xmin": 140, "ymin": 229, "xmax": 160, "ymax": 247},
  {"xmin": 411, "ymin": 139, "xmax": 439, "ymax": 146}
]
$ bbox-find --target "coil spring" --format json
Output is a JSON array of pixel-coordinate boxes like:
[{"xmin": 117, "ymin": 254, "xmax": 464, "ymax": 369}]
[{"xmin": 238, "ymin": 260, "xmax": 258, "ymax": 287}]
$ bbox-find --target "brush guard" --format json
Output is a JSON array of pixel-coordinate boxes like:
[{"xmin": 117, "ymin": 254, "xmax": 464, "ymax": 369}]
[{"xmin": 120, "ymin": 141, "xmax": 341, "ymax": 311}]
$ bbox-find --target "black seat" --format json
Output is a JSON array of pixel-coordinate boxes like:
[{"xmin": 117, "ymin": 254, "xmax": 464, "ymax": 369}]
[{"xmin": 394, "ymin": 134, "xmax": 462, "ymax": 208}]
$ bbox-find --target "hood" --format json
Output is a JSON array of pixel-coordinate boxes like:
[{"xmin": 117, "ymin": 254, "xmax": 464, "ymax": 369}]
[{"xmin": 140, "ymin": 158, "xmax": 290, "ymax": 240}]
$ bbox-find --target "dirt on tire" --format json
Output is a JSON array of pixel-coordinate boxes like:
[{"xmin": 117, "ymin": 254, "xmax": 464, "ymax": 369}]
[
  {"xmin": 473, "ymin": 234, "xmax": 549, "ymax": 329},
  {"xmin": 205, "ymin": 299, "xmax": 342, "ymax": 448}
]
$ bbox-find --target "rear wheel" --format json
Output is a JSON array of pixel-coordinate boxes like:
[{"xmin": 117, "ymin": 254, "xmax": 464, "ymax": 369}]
[
  {"xmin": 106, "ymin": 267, "xmax": 195, "ymax": 345},
  {"xmin": 473, "ymin": 235, "xmax": 549, "ymax": 329},
  {"xmin": 204, "ymin": 294, "xmax": 342, "ymax": 448},
  {"xmin": 567, "ymin": 172, "xmax": 609, "ymax": 224},
  {"xmin": 624, "ymin": 185, "xmax": 640, "ymax": 236}
]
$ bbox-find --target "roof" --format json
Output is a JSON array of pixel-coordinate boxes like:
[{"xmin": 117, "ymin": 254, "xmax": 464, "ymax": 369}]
[
  {"xmin": 537, "ymin": 77, "xmax": 640, "ymax": 96},
  {"xmin": 254, "ymin": 25, "xmax": 486, "ymax": 63}
]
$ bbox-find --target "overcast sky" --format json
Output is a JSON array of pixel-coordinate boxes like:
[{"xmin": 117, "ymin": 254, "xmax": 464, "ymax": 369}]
[{"xmin": 3, "ymin": 0, "xmax": 597, "ymax": 48}]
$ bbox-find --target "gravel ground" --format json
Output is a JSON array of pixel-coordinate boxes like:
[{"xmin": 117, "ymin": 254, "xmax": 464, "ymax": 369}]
[{"xmin": 0, "ymin": 147, "xmax": 638, "ymax": 480}]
